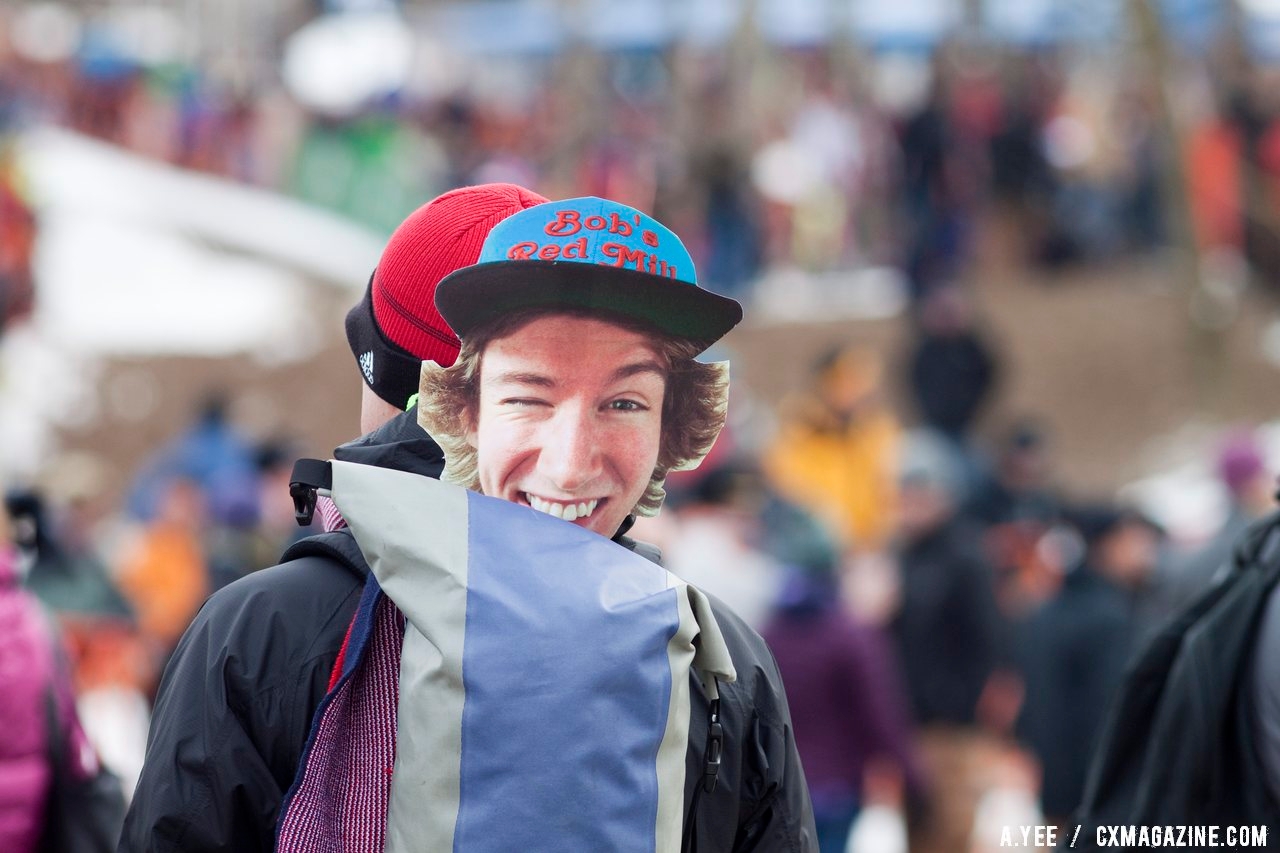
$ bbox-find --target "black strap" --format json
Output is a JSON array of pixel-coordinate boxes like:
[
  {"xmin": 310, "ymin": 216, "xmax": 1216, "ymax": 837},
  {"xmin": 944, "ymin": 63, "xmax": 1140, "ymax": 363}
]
[
  {"xmin": 682, "ymin": 683, "xmax": 724, "ymax": 853},
  {"xmin": 702, "ymin": 697, "xmax": 723, "ymax": 794},
  {"xmin": 44, "ymin": 684, "xmax": 64, "ymax": 785},
  {"xmin": 681, "ymin": 783, "xmax": 703, "ymax": 853},
  {"xmin": 289, "ymin": 459, "xmax": 333, "ymax": 526}
]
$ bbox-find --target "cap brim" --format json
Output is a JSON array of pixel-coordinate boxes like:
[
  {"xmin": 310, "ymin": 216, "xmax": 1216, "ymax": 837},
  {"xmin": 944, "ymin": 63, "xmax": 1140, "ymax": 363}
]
[{"xmin": 435, "ymin": 261, "xmax": 743, "ymax": 352}]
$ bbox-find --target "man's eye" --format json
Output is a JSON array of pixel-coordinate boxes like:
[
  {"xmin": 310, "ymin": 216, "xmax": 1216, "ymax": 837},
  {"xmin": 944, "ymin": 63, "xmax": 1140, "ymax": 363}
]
[
  {"xmin": 608, "ymin": 399, "xmax": 648, "ymax": 412},
  {"xmin": 500, "ymin": 398, "xmax": 547, "ymax": 408}
]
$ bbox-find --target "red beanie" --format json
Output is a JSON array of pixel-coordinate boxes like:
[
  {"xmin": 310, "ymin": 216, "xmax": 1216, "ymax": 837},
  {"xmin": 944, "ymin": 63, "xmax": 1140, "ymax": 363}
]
[
  {"xmin": 346, "ymin": 183, "xmax": 549, "ymax": 407},
  {"xmin": 373, "ymin": 183, "xmax": 550, "ymax": 366}
]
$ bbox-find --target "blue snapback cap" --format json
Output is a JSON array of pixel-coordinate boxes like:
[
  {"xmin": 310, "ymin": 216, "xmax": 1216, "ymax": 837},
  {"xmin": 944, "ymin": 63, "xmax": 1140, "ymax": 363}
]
[{"xmin": 434, "ymin": 197, "xmax": 743, "ymax": 352}]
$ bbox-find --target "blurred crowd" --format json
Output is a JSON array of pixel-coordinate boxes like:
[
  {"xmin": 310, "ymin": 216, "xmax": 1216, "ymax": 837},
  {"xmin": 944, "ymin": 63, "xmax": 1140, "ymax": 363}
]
[
  {"xmin": 2, "ymin": 395, "xmax": 313, "ymax": 801},
  {"xmin": 643, "ymin": 385, "xmax": 1274, "ymax": 851},
  {"xmin": 6, "ymin": 353, "xmax": 1274, "ymax": 851},
  {"xmin": 6, "ymin": 4, "xmax": 1280, "ymax": 852},
  {"xmin": 8, "ymin": 4, "xmax": 1280, "ymax": 307},
  {"xmin": 0, "ymin": 8, "xmax": 1206, "ymax": 304}
]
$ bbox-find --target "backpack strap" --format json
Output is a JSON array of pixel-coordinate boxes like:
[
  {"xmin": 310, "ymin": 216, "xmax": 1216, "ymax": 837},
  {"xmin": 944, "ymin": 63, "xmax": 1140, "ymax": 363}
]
[{"xmin": 681, "ymin": 679, "xmax": 724, "ymax": 853}]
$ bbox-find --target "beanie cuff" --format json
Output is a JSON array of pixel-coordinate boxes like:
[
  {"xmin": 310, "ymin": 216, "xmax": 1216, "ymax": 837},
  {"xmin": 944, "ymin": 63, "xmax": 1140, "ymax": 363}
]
[{"xmin": 345, "ymin": 276, "xmax": 427, "ymax": 409}]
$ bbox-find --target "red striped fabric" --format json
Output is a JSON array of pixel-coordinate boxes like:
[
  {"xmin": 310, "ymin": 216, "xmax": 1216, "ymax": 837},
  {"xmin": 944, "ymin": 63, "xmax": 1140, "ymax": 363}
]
[
  {"xmin": 276, "ymin": 593, "xmax": 403, "ymax": 853},
  {"xmin": 317, "ymin": 496, "xmax": 347, "ymax": 533}
]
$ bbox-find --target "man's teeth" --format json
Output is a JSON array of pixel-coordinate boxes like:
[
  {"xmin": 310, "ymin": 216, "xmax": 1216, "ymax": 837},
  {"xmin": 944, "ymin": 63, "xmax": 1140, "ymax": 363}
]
[{"xmin": 527, "ymin": 495, "xmax": 599, "ymax": 521}]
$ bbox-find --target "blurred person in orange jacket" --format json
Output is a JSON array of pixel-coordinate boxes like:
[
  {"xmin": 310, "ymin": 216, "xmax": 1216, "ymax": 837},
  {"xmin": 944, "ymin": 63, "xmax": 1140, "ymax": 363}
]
[{"xmin": 116, "ymin": 477, "xmax": 208, "ymax": 687}]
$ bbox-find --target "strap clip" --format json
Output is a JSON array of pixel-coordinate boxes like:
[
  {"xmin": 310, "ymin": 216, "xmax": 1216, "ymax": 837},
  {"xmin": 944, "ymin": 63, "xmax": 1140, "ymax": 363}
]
[
  {"xmin": 702, "ymin": 697, "xmax": 723, "ymax": 793},
  {"xmin": 289, "ymin": 459, "xmax": 332, "ymax": 527}
]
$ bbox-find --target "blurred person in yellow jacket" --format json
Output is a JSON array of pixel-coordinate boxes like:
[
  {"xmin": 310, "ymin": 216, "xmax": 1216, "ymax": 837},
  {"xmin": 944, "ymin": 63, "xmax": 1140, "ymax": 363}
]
[{"xmin": 764, "ymin": 344, "xmax": 901, "ymax": 552}]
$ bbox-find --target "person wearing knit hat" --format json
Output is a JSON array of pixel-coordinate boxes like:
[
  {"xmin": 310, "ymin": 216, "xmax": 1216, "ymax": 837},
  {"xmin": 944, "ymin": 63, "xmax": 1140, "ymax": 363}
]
[
  {"xmin": 301, "ymin": 183, "xmax": 547, "ymax": 533},
  {"xmin": 121, "ymin": 183, "xmax": 553, "ymax": 852},
  {"xmin": 126, "ymin": 193, "xmax": 819, "ymax": 852},
  {"xmin": 346, "ymin": 182, "xmax": 549, "ymax": 433},
  {"xmin": 1164, "ymin": 429, "xmax": 1273, "ymax": 612}
]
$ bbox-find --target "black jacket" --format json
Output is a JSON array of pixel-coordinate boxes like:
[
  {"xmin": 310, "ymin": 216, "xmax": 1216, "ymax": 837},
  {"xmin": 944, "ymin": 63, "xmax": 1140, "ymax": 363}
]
[
  {"xmin": 120, "ymin": 410, "xmax": 816, "ymax": 852},
  {"xmin": 1073, "ymin": 514, "xmax": 1280, "ymax": 845},
  {"xmin": 1016, "ymin": 567, "xmax": 1134, "ymax": 819},
  {"xmin": 890, "ymin": 518, "xmax": 1004, "ymax": 727},
  {"xmin": 907, "ymin": 332, "xmax": 997, "ymax": 439}
]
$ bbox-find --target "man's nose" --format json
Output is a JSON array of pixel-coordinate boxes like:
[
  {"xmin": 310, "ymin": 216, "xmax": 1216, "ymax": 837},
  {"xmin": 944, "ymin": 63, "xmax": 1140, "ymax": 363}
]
[{"xmin": 539, "ymin": 405, "xmax": 604, "ymax": 492}]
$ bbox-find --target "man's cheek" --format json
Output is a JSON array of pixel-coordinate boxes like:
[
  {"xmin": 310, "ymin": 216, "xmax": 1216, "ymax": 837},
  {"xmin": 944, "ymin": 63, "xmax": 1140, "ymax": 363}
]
[
  {"xmin": 616, "ymin": 422, "xmax": 662, "ymax": 472},
  {"xmin": 481, "ymin": 423, "xmax": 535, "ymax": 471}
]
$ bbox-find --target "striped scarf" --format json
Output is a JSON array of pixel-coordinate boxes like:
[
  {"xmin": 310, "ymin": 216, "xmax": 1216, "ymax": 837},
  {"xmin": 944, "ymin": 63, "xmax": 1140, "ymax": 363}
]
[{"xmin": 276, "ymin": 577, "xmax": 401, "ymax": 853}]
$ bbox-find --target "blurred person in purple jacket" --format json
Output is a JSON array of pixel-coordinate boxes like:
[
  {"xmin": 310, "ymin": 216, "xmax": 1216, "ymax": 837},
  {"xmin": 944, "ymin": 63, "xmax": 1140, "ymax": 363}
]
[
  {"xmin": 763, "ymin": 508, "xmax": 922, "ymax": 853},
  {"xmin": 1165, "ymin": 429, "xmax": 1274, "ymax": 612},
  {"xmin": 0, "ymin": 492, "xmax": 123, "ymax": 851}
]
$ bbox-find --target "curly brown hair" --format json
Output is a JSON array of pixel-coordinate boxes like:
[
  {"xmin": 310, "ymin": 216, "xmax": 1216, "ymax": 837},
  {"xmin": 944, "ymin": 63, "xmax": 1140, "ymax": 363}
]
[{"xmin": 418, "ymin": 306, "xmax": 729, "ymax": 516}]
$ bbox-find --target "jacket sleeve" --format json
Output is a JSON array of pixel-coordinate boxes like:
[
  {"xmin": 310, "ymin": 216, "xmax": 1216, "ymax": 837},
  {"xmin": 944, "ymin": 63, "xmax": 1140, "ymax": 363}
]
[
  {"xmin": 703, "ymin": 604, "xmax": 818, "ymax": 852},
  {"xmin": 1255, "ymin": 584, "xmax": 1280, "ymax": 805},
  {"xmin": 118, "ymin": 560, "xmax": 360, "ymax": 853},
  {"xmin": 729, "ymin": 672, "xmax": 819, "ymax": 852}
]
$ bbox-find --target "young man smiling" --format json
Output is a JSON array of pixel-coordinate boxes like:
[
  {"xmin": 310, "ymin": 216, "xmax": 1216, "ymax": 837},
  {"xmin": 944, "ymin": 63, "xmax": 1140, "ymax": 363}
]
[
  {"xmin": 410, "ymin": 196, "xmax": 817, "ymax": 850},
  {"xmin": 466, "ymin": 313, "xmax": 667, "ymax": 534},
  {"xmin": 419, "ymin": 305, "xmax": 729, "ymax": 540},
  {"xmin": 125, "ymin": 194, "xmax": 817, "ymax": 853}
]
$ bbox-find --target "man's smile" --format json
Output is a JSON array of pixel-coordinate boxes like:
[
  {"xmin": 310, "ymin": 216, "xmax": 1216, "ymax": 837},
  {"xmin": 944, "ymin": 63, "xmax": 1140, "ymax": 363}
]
[{"xmin": 523, "ymin": 492, "xmax": 603, "ymax": 523}]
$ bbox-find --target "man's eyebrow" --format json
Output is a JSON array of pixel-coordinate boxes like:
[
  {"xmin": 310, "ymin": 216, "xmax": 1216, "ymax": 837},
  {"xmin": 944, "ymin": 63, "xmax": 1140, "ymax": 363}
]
[
  {"xmin": 610, "ymin": 360, "xmax": 666, "ymax": 382},
  {"xmin": 487, "ymin": 361, "xmax": 666, "ymax": 388},
  {"xmin": 487, "ymin": 370, "xmax": 556, "ymax": 388}
]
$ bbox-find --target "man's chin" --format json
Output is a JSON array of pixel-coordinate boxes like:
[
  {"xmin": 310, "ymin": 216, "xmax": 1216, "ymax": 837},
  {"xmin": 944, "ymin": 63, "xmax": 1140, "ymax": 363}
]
[
  {"xmin": 581, "ymin": 517, "xmax": 615, "ymax": 539},
  {"xmin": 569, "ymin": 509, "xmax": 622, "ymax": 539}
]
